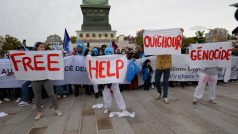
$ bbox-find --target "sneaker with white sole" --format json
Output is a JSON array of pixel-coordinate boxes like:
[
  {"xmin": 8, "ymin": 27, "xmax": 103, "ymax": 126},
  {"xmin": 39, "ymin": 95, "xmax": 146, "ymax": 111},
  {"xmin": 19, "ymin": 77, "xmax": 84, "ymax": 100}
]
[
  {"xmin": 193, "ymin": 98, "xmax": 197, "ymax": 104},
  {"xmin": 155, "ymin": 93, "xmax": 161, "ymax": 100},
  {"xmin": 32, "ymin": 105, "xmax": 44, "ymax": 110},
  {"xmin": 104, "ymin": 109, "xmax": 110, "ymax": 114},
  {"xmin": 18, "ymin": 101, "xmax": 29, "ymax": 107},
  {"xmin": 55, "ymin": 109, "xmax": 63, "ymax": 116},
  {"xmin": 15, "ymin": 98, "xmax": 21, "ymax": 103},
  {"xmin": 3, "ymin": 98, "xmax": 10, "ymax": 102},
  {"xmin": 151, "ymin": 85, "xmax": 155, "ymax": 89},
  {"xmin": 209, "ymin": 100, "xmax": 217, "ymax": 104},
  {"xmin": 0, "ymin": 100, "xmax": 3, "ymax": 104},
  {"xmin": 164, "ymin": 98, "xmax": 169, "ymax": 104},
  {"xmin": 35, "ymin": 112, "xmax": 42, "ymax": 121}
]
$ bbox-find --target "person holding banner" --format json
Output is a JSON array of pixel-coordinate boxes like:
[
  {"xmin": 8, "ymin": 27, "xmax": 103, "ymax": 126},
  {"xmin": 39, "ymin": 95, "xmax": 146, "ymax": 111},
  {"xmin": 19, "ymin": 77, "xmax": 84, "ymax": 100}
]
[
  {"xmin": 101, "ymin": 47, "xmax": 129, "ymax": 116},
  {"xmin": 32, "ymin": 42, "xmax": 62, "ymax": 120},
  {"xmin": 91, "ymin": 47, "xmax": 101, "ymax": 98},
  {"xmin": 193, "ymin": 68, "xmax": 219, "ymax": 104},
  {"xmin": 155, "ymin": 55, "xmax": 172, "ymax": 104}
]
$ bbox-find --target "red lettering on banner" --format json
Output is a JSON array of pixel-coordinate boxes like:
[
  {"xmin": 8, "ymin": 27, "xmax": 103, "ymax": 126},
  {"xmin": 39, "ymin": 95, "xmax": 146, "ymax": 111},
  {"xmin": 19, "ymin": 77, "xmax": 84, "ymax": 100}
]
[
  {"xmin": 88, "ymin": 59, "xmax": 124, "ymax": 79},
  {"xmin": 47, "ymin": 54, "xmax": 60, "ymax": 71},
  {"xmin": 144, "ymin": 35, "xmax": 182, "ymax": 50},
  {"xmin": 190, "ymin": 46, "xmax": 232, "ymax": 61},
  {"xmin": 34, "ymin": 55, "xmax": 45, "ymax": 71},
  {"xmin": 99, "ymin": 61, "xmax": 106, "ymax": 78},
  {"xmin": 116, "ymin": 60, "xmax": 124, "ymax": 79},
  {"xmin": 10, "ymin": 52, "xmax": 25, "ymax": 71},
  {"xmin": 107, "ymin": 61, "xmax": 115, "ymax": 77},
  {"xmin": 22, "ymin": 57, "xmax": 34, "ymax": 71},
  {"xmin": 10, "ymin": 52, "xmax": 60, "ymax": 72},
  {"xmin": 89, "ymin": 60, "xmax": 98, "ymax": 79}
]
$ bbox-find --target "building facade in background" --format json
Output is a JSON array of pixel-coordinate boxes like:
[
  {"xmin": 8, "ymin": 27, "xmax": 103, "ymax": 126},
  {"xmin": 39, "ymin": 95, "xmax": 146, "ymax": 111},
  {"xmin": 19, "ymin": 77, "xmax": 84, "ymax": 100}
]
[
  {"xmin": 45, "ymin": 34, "xmax": 63, "ymax": 50},
  {"xmin": 205, "ymin": 28, "xmax": 229, "ymax": 42}
]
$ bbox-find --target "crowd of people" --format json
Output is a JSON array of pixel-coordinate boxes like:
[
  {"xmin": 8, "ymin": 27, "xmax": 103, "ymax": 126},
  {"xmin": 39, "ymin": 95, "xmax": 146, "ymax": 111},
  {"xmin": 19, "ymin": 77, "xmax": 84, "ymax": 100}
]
[{"xmin": 0, "ymin": 39, "xmax": 238, "ymax": 120}]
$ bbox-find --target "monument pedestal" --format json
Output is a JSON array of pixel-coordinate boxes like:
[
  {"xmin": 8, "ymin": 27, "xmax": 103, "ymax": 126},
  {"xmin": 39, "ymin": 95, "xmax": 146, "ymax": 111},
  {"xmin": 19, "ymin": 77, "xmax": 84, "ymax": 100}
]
[{"xmin": 76, "ymin": 1, "xmax": 116, "ymax": 47}]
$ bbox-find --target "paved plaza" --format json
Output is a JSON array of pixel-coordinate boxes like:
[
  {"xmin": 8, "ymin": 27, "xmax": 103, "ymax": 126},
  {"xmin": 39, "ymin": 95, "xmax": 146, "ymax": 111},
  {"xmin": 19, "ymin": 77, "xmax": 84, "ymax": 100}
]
[{"xmin": 0, "ymin": 82, "xmax": 238, "ymax": 134}]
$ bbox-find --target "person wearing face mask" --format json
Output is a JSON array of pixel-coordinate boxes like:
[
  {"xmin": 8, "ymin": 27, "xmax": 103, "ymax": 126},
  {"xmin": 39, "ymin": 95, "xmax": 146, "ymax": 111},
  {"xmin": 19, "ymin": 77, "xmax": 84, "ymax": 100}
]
[
  {"xmin": 121, "ymin": 49, "xmax": 126, "ymax": 55},
  {"xmin": 73, "ymin": 42, "xmax": 93, "ymax": 96},
  {"xmin": 91, "ymin": 47, "xmax": 102, "ymax": 98},
  {"xmin": 101, "ymin": 47, "xmax": 130, "ymax": 116},
  {"xmin": 32, "ymin": 42, "xmax": 62, "ymax": 120}
]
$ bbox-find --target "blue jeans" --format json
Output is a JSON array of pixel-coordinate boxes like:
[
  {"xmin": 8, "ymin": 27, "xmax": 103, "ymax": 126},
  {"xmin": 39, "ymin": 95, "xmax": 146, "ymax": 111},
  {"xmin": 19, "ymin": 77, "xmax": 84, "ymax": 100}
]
[
  {"xmin": 155, "ymin": 69, "xmax": 170, "ymax": 98},
  {"xmin": 21, "ymin": 81, "xmax": 31, "ymax": 102}
]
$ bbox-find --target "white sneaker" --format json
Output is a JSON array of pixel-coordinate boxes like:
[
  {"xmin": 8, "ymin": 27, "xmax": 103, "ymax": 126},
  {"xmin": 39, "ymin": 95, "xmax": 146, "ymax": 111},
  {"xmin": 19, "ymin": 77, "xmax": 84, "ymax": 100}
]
[
  {"xmin": 55, "ymin": 109, "xmax": 63, "ymax": 116},
  {"xmin": 63, "ymin": 95, "xmax": 67, "ymax": 98},
  {"xmin": 3, "ymin": 98, "xmax": 10, "ymax": 102},
  {"xmin": 32, "ymin": 105, "xmax": 44, "ymax": 110},
  {"xmin": 164, "ymin": 98, "xmax": 169, "ymax": 104},
  {"xmin": 151, "ymin": 85, "xmax": 155, "ymax": 89},
  {"xmin": 209, "ymin": 100, "xmax": 217, "ymax": 104},
  {"xmin": 193, "ymin": 98, "xmax": 197, "ymax": 104},
  {"xmin": 104, "ymin": 109, "xmax": 110, "ymax": 114},
  {"xmin": 155, "ymin": 93, "xmax": 161, "ymax": 100},
  {"xmin": 15, "ymin": 98, "xmax": 21, "ymax": 103},
  {"xmin": 18, "ymin": 101, "xmax": 29, "ymax": 107},
  {"xmin": 0, "ymin": 100, "xmax": 3, "ymax": 104}
]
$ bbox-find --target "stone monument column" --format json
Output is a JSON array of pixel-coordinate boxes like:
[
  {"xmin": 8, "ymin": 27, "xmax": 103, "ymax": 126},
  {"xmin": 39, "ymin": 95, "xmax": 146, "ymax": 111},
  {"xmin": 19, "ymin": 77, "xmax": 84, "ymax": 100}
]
[{"xmin": 76, "ymin": 0, "xmax": 116, "ymax": 47}]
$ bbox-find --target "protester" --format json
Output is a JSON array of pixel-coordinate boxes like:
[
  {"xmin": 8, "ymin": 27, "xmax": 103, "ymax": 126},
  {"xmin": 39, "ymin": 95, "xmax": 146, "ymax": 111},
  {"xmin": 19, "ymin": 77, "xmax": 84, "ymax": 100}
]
[
  {"xmin": 101, "ymin": 47, "xmax": 130, "ymax": 116},
  {"xmin": 193, "ymin": 67, "xmax": 219, "ymax": 104},
  {"xmin": 155, "ymin": 55, "xmax": 171, "ymax": 104},
  {"xmin": 18, "ymin": 81, "xmax": 31, "ymax": 106},
  {"xmin": 91, "ymin": 47, "xmax": 101, "ymax": 98},
  {"xmin": 31, "ymin": 42, "xmax": 62, "ymax": 120},
  {"xmin": 232, "ymin": 45, "xmax": 238, "ymax": 56},
  {"xmin": 121, "ymin": 49, "xmax": 126, "ymax": 55},
  {"xmin": 142, "ymin": 59, "xmax": 153, "ymax": 90}
]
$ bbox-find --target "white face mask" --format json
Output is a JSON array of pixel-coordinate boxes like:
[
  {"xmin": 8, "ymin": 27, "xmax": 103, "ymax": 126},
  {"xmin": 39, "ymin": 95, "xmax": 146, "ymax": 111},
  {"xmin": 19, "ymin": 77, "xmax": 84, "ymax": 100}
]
[{"xmin": 122, "ymin": 52, "xmax": 126, "ymax": 54}]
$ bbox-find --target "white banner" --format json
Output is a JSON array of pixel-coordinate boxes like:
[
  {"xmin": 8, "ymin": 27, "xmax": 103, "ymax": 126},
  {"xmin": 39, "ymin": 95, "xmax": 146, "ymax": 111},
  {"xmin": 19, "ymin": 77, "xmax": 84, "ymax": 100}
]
[
  {"xmin": 1, "ymin": 56, "xmax": 238, "ymax": 88},
  {"xmin": 143, "ymin": 28, "xmax": 183, "ymax": 55},
  {"xmin": 54, "ymin": 56, "xmax": 91, "ymax": 85},
  {"xmin": 9, "ymin": 50, "xmax": 64, "ymax": 81},
  {"xmin": 85, "ymin": 55, "xmax": 128, "ymax": 84},
  {"xmin": 189, "ymin": 42, "xmax": 233, "ymax": 68}
]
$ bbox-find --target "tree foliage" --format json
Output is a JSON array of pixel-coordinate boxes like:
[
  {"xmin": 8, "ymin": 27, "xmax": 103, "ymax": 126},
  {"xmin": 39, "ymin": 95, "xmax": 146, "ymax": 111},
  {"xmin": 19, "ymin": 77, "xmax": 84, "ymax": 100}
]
[
  {"xmin": 0, "ymin": 35, "xmax": 21, "ymax": 53},
  {"xmin": 194, "ymin": 31, "xmax": 206, "ymax": 43}
]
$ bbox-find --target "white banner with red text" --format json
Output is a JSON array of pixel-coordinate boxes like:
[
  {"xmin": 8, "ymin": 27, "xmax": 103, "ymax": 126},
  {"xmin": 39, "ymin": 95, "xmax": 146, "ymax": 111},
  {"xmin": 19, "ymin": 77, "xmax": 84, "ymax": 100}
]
[
  {"xmin": 143, "ymin": 28, "xmax": 183, "ymax": 55},
  {"xmin": 85, "ymin": 55, "xmax": 128, "ymax": 84},
  {"xmin": 189, "ymin": 42, "xmax": 233, "ymax": 68},
  {"xmin": 0, "ymin": 56, "xmax": 238, "ymax": 88},
  {"xmin": 9, "ymin": 50, "xmax": 64, "ymax": 81}
]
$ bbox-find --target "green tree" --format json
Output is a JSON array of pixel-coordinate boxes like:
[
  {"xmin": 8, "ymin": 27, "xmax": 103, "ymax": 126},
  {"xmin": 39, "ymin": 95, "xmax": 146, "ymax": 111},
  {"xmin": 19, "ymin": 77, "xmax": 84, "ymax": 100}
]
[
  {"xmin": 136, "ymin": 29, "xmax": 144, "ymax": 45},
  {"xmin": 0, "ymin": 35, "xmax": 21, "ymax": 53},
  {"xmin": 70, "ymin": 36, "xmax": 77, "ymax": 43},
  {"xmin": 136, "ymin": 36, "xmax": 143, "ymax": 46},
  {"xmin": 182, "ymin": 36, "xmax": 196, "ymax": 48},
  {"xmin": 194, "ymin": 31, "xmax": 206, "ymax": 43}
]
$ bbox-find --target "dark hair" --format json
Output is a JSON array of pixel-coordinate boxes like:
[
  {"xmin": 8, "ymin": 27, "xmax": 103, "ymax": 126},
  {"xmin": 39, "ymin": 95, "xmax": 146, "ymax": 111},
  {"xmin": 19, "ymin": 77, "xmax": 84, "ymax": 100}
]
[
  {"xmin": 144, "ymin": 59, "xmax": 151, "ymax": 65},
  {"xmin": 18, "ymin": 46, "xmax": 25, "ymax": 50},
  {"xmin": 35, "ymin": 42, "xmax": 45, "ymax": 50}
]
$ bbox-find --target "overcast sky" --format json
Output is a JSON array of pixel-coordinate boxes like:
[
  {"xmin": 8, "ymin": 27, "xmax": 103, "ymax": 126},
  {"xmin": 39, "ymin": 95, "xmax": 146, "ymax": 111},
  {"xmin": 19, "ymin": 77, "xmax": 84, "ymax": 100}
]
[{"xmin": 0, "ymin": 0, "xmax": 237, "ymax": 46}]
